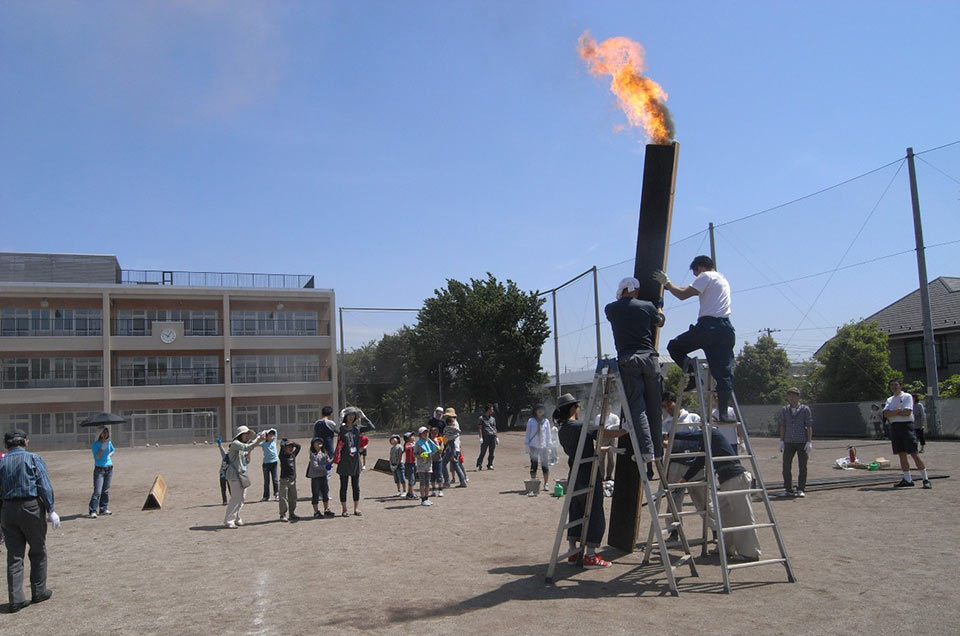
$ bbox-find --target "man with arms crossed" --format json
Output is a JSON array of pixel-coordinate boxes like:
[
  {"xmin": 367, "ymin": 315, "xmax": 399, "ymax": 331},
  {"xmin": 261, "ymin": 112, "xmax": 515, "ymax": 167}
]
[
  {"xmin": 884, "ymin": 379, "xmax": 930, "ymax": 489},
  {"xmin": 654, "ymin": 255, "xmax": 736, "ymax": 422}
]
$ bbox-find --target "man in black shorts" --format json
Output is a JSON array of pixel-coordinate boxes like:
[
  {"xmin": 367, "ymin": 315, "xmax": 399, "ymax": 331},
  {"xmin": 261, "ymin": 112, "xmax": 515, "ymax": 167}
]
[{"xmin": 883, "ymin": 379, "xmax": 930, "ymax": 489}]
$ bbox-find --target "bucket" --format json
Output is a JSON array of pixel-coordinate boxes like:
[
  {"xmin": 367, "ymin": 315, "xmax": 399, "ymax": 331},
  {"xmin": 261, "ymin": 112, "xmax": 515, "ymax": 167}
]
[{"xmin": 524, "ymin": 479, "xmax": 541, "ymax": 496}]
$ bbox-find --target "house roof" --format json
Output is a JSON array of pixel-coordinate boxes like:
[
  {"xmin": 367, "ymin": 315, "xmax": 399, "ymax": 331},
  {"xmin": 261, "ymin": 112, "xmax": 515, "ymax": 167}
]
[
  {"xmin": 863, "ymin": 276, "xmax": 960, "ymax": 337},
  {"xmin": 815, "ymin": 276, "xmax": 960, "ymax": 356}
]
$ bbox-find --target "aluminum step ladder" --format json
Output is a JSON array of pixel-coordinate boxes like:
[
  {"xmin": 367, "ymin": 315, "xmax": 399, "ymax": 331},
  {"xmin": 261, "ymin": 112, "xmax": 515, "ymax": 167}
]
[
  {"xmin": 545, "ymin": 357, "xmax": 697, "ymax": 595},
  {"xmin": 644, "ymin": 357, "xmax": 797, "ymax": 593}
]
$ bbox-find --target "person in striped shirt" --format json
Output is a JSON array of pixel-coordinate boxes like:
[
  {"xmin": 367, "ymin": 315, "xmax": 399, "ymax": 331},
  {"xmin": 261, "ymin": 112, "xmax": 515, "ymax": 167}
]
[{"xmin": 0, "ymin": 428, "xmax": 59, "ymax": 612}]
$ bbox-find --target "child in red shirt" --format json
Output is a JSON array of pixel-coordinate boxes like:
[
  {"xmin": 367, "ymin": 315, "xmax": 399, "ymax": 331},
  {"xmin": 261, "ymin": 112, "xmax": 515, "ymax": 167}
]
[
  {"xmin": 360, "ymin": 434, "xmax": 370, "ymax": 470},
  {"xmin": 403, "ymin": 432, "xmax": 417, "ymax": 499}
]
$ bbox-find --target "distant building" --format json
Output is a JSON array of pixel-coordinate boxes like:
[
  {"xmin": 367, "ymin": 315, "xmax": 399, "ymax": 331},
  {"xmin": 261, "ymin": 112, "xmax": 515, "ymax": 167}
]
[
  {"xmin": 817, "ymin": 276, "xmax": 960, "ymax": 387},
  {"xmin": 0, "ymin": 252, "xmax": 337, "ymax": 449}
]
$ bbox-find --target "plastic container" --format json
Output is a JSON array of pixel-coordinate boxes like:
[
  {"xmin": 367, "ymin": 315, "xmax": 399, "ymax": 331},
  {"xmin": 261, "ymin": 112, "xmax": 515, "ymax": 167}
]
[
  {"xmin": 554, "ymin": 482, "xmax": 565, "ymax": 497},
  {"xmin": 868, "ymin": 462, "xmax": 879, "ymax": 471}
]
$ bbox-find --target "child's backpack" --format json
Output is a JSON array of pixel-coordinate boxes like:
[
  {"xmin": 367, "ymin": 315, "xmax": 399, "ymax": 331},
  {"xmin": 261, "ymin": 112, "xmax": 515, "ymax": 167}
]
[{"xmin": 219, "ymin": 453, "xmax": 230, "ymax": 476}]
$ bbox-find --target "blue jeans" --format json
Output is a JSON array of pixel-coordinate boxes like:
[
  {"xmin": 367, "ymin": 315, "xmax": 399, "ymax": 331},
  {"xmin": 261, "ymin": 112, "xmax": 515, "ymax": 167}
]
[
  {"xmin": 445, "ymin": 447, "xmax": 467, "ymax": 484},
  {"xmin": 89, "ymin": 466, "xmax": 113, "ymax": 514},
  {"xmin": 262, "ymin": 462, "xmax": 279, "ymax": 498},
  {"xmin": 667, "ymin": 316, "xmax": 736, "ymax": 393},
  {"xmin": 618, "ymin": 352, "xmax": 662, "ymax": 460},
  {"xmin": 392, "ymin": 466, "xmax": 406, "ymax": 485}
]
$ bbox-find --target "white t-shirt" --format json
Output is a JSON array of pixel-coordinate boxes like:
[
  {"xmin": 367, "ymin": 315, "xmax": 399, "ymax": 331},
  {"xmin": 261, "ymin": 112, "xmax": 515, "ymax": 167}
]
[
  {"xmin": 691, "ymin": 271, "xmax": 732, "ymax": 318},
  {"xmin": 884, "ymin": 393, "xmax": 914, "ymax": 424},
  {"xmin": 711, "ymin": 407, "xmax": 738, "ymax": 446},
  {"xmin": 662, "ymin": 408, "xmax": 701, "ymax": 435}
]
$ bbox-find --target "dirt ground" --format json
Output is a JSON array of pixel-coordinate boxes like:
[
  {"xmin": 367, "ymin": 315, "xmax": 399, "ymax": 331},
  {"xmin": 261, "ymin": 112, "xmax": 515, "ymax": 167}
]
[{"xmin": 0, "ymin": 432, "xmax": 956, "ymax": 636}]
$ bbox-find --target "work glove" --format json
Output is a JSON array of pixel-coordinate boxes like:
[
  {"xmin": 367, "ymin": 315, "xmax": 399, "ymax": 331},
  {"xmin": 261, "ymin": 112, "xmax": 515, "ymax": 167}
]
[
  {"xmin": 779, "ymin": 441, "xmax": 785, "ymax": 452},
  {"xmin": 652, "ymin": 270, "xmax": 670, "ymax": 286},
  {"xmin": 804, "ymin": 441, "xmax": 813, "ymax": 453},
  {"xmin": 48, "ymin": 511, "xmax": 61, "ymax": 529},
  {"xmin": 216, "ymin": 437, "xmax": 222, "ymax": 444}
]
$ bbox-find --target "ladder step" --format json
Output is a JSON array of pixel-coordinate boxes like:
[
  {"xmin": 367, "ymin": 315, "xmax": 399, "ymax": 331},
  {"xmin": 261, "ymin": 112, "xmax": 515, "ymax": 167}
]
[
  {"xmin": 563, "ymin": 518, "xmax": 586, "ymax": 531},
  {"xmin": 721, "ymin": 523, "xmax": 775, "ymax": 533},
  {"xmin": 667, "ymin": 451, "xmax": 706, "ymax": 458},
  {"xmin": 577, "ymin": 456, "xmax": 597, "ymax": 465},
  {"xmin": 568, "ymin": 488, "xmax": 592, "ymax": 497},
  {"xmin": 667, "ymin": 481, "xmax": 707, "ymax": 489},
  {"xmin": 726, "ymin": 558, "xmax": 787, "ymax": 571},
  {"xmin": 716, "ymin": 488, "xmax": 764, "ymax": 496},
  {"xmin": 670, "ymin": 554, "xmax": 693, "ymax": 572},
  {"xmin": 713, "ymin": 454, "xmax": 753, "ymax": 462},
  {"xmin": 557, "ymin": 546, "xmax": 583, "ymax": 561},
  {"xmin": 658, "ymin": 510, "xmax": 707, "ymax": 519}
]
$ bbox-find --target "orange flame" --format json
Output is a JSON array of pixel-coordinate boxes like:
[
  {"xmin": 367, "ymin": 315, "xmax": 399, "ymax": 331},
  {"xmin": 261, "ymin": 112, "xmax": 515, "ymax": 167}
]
[{"xmin": 578, "ymin": 31, "xmax": 675, "ymax": 145}]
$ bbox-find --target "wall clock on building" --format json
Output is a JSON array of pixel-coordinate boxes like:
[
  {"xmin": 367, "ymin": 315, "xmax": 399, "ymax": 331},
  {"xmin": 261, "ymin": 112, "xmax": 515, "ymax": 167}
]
[{"xmin": 160, "ymin": 328, "xmax": 177, "ymax": 344}]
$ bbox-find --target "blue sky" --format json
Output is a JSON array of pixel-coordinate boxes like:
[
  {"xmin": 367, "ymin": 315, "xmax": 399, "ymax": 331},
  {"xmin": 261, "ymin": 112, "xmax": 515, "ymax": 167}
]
[{"xmin": 2, "ymin": 2, "xmax": 958, "ymax": 370}]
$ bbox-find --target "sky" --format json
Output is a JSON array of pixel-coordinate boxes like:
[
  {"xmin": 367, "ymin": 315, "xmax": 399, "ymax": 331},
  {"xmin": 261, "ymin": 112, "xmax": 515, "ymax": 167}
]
[{"xmin": 2, "ymin": 1, "xmax": 959, "ymax": 373}]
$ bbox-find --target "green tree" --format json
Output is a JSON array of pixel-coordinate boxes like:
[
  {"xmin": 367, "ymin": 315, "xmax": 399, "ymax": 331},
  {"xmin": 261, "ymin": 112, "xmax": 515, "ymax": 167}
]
[
  {"xmin": 733, "ymin": 334, "xmax": 791, "ymax": 404},
  {"xmin": 797, "ymin": 359, "xmax": 824, "ymax": 403},
  {"xmin": 815, "ymin": 321, "xmax": 897, "ymax": 402},
  {"xmin": 938, "ymin": 374, "xmax": 960, "ymax": 398},
  {"xmin": 662, "ymin": 363, "xmax": 684, "ymax": 396},
  {"xmin": 413, "ymin": 273, "xmax": 550, "ymax": 425}
]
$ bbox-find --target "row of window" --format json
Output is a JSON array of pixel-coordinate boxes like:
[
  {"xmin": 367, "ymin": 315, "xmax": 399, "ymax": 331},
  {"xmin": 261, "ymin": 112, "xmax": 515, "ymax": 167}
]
[
  {"xmin": 231, "ymin": 355, "xmax": 329, "ymax": 383},
  {"xmin": 233, "ymin": 403, "xmax": 321, "ymax": 429},
  {"xmin": 0, "ymin": 309, "xmax": 102, "ymax": 336},
  {"xmin": 1, "ymin": 357, "xmax": 103, "ymax": 389},
  {"xmin": 117, "ymin": 408, "xmax": 219, "ymax": 433},
  {"xmin": 0, "ymin": 309, "xmax": 329, "ymax": 338},
  {"xmin": 904, "ymin": 337, "xmax": 960, "ymax": 371},
  {"xmin": 0, "ymin": 411, "xmax": 98, "ymax": 438},
  {"xmin": 115, "ymin": 356, "xmax": 221, "ymax": 386}
]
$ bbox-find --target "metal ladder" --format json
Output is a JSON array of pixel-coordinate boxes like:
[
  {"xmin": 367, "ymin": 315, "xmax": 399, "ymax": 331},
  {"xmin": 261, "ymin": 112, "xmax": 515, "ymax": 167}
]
[
  {"xmin": 545, "ymin": 358, "xmax": 698, "ymax": 595},
  {"xmin": 644, "ymin": 357, "xmax": 797, "ymax": 593}
]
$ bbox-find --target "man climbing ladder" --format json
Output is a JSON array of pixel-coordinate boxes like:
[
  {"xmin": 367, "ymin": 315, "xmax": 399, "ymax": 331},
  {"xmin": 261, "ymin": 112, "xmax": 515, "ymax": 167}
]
[{"xmin": 654, "ymin": 255, "xmax": 736, "ymax": 421}]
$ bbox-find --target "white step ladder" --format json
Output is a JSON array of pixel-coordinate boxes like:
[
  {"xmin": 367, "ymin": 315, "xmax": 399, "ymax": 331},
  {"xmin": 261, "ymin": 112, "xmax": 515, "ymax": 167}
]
[
  {"xmin": 545, "ymin": 358, "xmax": 697, "ymax": 596},
  {"xmin": 644, "ymin": 357, "xmax": 797, "ymax": 593}
]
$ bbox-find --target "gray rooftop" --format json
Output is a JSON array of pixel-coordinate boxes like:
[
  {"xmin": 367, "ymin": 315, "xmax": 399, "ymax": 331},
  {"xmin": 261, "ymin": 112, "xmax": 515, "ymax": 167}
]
[
  {"xmin": 0, "ymin": 252, "xmax": 121, "ymax": 284},
  {"xmin": 863, "ymin": 276, "xmax": 960, "ymax": 337}
]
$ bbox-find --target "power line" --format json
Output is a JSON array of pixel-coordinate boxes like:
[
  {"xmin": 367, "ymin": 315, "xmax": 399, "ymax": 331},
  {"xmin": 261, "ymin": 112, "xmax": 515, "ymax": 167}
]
[
  {"xmin": 917, "ymin": 156, "xmax": 960, "ymax": 186},
  {"xmin": 784, "ymin": 159, "xmax": 906, "ymax": 345},
  {"xmin": 913, "ymin": 139, "xmax": 960, "ymax": 156}
]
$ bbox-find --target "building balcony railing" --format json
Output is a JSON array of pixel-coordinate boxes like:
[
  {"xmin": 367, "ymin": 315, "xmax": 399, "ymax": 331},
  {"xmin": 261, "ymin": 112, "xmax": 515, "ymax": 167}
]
[
  {"xmin": 1, "ymin": 377, "xmax": 104, "ymax": 390},
  {"xmin": 1, "ymin": 318, "xmax": 103, "ymax": 337},
  {"xmin": 121, "ymin": 269, "xmax": 315, "ymax": 289},
  {"xmin": 111, "ymin": 318, "xmax": 222, "ymax": 337},
  {"xmin": 112, "ymin": 368, "xmax": 224, "ymax": 387},
  {"xmin": 231, "ymin": 365, "xmax": 332, "ymax": 384},
  {"xmin": 229, "ymin": 319, "xmax": 330, "ymax": 337}
]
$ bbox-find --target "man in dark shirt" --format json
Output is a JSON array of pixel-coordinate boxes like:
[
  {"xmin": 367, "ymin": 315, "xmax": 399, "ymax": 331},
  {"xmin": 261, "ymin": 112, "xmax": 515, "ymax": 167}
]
[
  {"xmin": 0, "ymin": 429, "xmax": 58, "ymax": 612},
  {"xmin": 476, "ymin": 404, "xmax": 498, "ymax": 470},
  {"xmin": 277, "ymin": 439, "xmax": 302, "ymax": 522},
  {"xmin": 313, "ymin": 406, "xmax": 337, "ymax": 465},
  {"xmin": 604, "ymin": 277, "xmax": 665, "ymax": 461},
  {"xmin": 427, "ymin": 407, "xmax": 448, "ymax": 484}
]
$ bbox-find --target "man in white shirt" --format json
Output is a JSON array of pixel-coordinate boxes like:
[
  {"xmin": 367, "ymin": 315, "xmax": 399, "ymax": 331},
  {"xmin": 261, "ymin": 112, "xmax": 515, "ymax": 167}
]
[
  {"xmin": 883, "ymin": 379, "xmax": 930, "ymax": 489},
  {"xmin": 654, "ymin": 255, "xmax": 736, "ymax": 421}
]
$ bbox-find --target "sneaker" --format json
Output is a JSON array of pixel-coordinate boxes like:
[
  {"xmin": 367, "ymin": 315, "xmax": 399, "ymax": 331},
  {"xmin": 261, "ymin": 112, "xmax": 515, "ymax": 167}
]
[
  {"xmin": 89, "ymin": 512, "xmax": 97, "ymax": 519},
  {"xmin": 405, "ymin": 493, "xmax": 417, "ymax": 500},
  {"xmin": 100, "ymin": 509, "xmax": 112, "ymax": 515},
  {"xmin": 314, "ymin": 511, "xmax": 322, "ymax": 518},
  {"xmin": 919, "ymin": 447, "xmax": 925, "ymax": 454},
  {"xmin": 224, "ymin": 521, "xmax": 237, "ymax": 529},
  {"xmin": 279, "ymin": 515, "xmax": 288, "ymax": 522},
  {"xmin": 893, "ymin": 479, "xmax": 915, "ymax": 488},
  {"xmin": 567, "ymin": 553, "xmax": 579, "ymax": 564},
  {"xmin": 922, "ymin": 479, "xmax": 932, "ymax": 489},
  {"xmin": 430, "ymin": 490, "xmax": 437, "ymax": 497},
  {"xmin": 795, "ymin": 490, "xmax": 805, "ymax": 498},
  {"xmin": 487, "ymin": 466, "xmax": 494, "ymax": 470},
  {"xmin": 456, "ymin": 483, "xmax": 467, "ymax": 489},
  {"xmin": 31, "ymin": 589, "xmax": 53, "ymax": 605},
  {"xmin": 781, "ymin": 489, "xmax": 795, "ymax": 498},
  {"xmin": 582, "ymin": 554, "xmax": 612, "ymax": 569},
  {"xmin": 421, "ymin": 500, "xmax": 433, "ymax": 507},
  {"xmin": 260, "ymin": 497, "xmax": 269, "ymax": 503},
  {"xmin": 476, "ymin": 465, "xmax": 483, "ymax": 471},
  {"xmin": 289, "ymin": 514, "xmax": 300, "ymax": 522},
  {"xmin": 236, "ymin": 518, "xmax": 245, "ymax": 526},
  {"xmin": 324, "ymin": 510, "xmax": 336, "ymax": 518},
  {"xmin": 273, "ymin": 494, "xmax": 280, "ymax": 501},
  {"xmin": 527, "ymin": 492, "xmax": 537, "ymax": 497},
  {"xmin": 437, "ymin": 490, "xmax": 444, "ymax": 497}
]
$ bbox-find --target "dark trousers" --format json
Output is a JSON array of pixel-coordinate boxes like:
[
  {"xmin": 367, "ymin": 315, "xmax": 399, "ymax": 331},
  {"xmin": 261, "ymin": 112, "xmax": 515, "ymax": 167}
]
[
  {"xmin": 782, "ymin": 442, "xmax": 808, "ymax": 491},
  {"xmin": 1, "ymin": 499, "xmax": 48, "ymax": 605},
  {"xmin": 219, "ymin": 476, "xmax": 230, "ymax": 503},
  {"xmin": 311, "ymin": 476, "xmax": 331, "ymax": 505},
  {"xmin": 339, "ymin": 473, "xmax": 360, "ymax": 503},
  {"xmin": 477, "ymin": 434, "xmax": 497, "ymax": 467},
  {"xmin": 568, "ymin": 477, "xmax": 605, "ymax": 547},
  {"xmin": 619, "ymin": 352, "xmax": 662, "ymax": 459},
  {"xmin": 916, "ymin": 427, "xmax": 926, "ymax": 447},
  {"xmin": 667, "ymin": 316, "xmax": 736, "ymax": 393},
  {"xmin": 262, "ymin": 462, "xmax": 278, "ymax": 498}
]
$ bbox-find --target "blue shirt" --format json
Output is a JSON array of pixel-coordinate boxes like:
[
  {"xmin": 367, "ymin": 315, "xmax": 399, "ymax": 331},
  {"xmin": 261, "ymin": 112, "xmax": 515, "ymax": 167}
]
[
  {"xmin": 92, "ymin": 440, "xmax": 115, "ymax": 467},
  {"xmin": 261, "ymin": 439, "xmax": 278, "ymax": 464},
  {"xmin": 0, "ymin": 447, "xmax": 55, "ymax": 511}
]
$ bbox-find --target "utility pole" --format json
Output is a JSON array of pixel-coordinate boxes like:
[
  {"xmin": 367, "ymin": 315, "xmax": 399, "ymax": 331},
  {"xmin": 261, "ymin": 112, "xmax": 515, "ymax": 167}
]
[
  {"xmin": 592, "ymin": 265, "xmax": 602, "ymax": 361},
  {"xmin": 552, "ymin": 290, "xmax": 561, "ymax": 401},
  {"xmin": 758, "ymin": 327, "xmax": 781, "ymax": 338},
  {"xmin": 338, "ymin": 307, "xmax": 346, "ymax": 407},
  {"xmin": 906, "ymin": 147, "xmax": 941, "ymax": 435},
  {"xmin": 438, "ymin": 362, "xmax": 443, "ymax": 405},
  {"xmin": 709, "ymin": 222, "xmax": 717, "ymax": 267}
]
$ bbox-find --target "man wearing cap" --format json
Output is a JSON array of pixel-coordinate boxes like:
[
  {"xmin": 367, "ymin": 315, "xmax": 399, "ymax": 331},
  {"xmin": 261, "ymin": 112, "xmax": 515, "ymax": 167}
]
[
  {"xmin": 604, "ymin": 276, "xmax": 665, "ymax": 462},
  {"xmin": 779, "ymin": 387, "xmax": 813, "ymax": 497},
  {"xmin": 654, "ymin": 255, "xmax": 736, "ymax": 422},
  {"xmin": 0, "ymin": 429, "xmax": 59, "ymax": 612}
]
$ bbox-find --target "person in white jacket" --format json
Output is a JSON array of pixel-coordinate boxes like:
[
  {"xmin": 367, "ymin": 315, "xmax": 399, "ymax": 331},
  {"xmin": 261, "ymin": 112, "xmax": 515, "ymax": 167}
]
[{"xmin": 525, "ymin": 405, "xmax": 553, "ymax": 491}]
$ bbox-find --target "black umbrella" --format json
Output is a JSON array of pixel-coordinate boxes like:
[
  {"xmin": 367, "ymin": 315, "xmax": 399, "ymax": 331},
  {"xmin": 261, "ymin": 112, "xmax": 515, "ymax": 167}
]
[{"xmin": 80, "ymin": 412, "xmax": 126, "ymax": 428}]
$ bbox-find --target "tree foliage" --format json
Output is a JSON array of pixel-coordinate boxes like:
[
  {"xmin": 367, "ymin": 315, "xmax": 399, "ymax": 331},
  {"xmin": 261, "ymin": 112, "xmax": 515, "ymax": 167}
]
[
  {"xmin": 662, "ymin": 363, "xmax": 684, "ymax": 397},
  {"xmin": 733, "ymin": 334, "xmax": 791, "ymax": 404},
  {"xmin": 342, "ymin": 274, "xmax": 550, "ymax": 429},
  {"xmin": 797, "ymin": 359, "xmax": 824, "ymax": 403},
  {"xmin": 939, "ymin": 374, "xmax": 960, "ymax": 398},
  {"xmin": 815, "ymin": 321, "xmax": 897, "ymax": 402}
]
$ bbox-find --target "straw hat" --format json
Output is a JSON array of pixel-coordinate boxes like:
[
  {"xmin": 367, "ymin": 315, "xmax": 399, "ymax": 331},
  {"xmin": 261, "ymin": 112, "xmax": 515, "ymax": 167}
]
[
  {"xmin": 233, "ymin": 425, "xmax": 253, "ymax": 440},
  {"xmin": 443, "ymin": 408, "xmax": 457, "ymax": 418}
]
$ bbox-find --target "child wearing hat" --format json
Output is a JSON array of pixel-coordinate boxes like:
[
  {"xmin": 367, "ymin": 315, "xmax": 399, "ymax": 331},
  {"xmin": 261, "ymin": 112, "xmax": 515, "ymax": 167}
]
[
  {"xmin": 307, "ymin": 438, "xmax": 335, "ymax": 518},
  {"xmin": 278, "ymin": 438, "xmax": 301, "ymax": 522},
  {"xmin": 428, "ymin": 426, "xmax": 445, "ymax": 498},
  {"xmin": 389, "ymin": 434, "xmax": 406, "ymax": 496},
  {"xmin": 414, "ymin": 426, "xmax": 440, "ymax": 506}
]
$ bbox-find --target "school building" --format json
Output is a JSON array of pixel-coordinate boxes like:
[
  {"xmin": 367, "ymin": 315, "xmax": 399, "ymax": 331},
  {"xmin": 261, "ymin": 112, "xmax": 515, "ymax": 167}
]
[{"xmin": 0, "ymin": 252, "xmax": 338, "ymax": 449}]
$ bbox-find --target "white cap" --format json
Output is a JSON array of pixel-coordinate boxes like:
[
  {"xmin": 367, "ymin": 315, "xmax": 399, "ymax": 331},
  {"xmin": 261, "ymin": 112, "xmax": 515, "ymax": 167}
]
[
  {"xmin": 417, "ymin": 426, "xmax": 429, "ymax": 434},
  {"xmin": 616, "ymin": 277, "xmax": 641, "ymax": 299}
]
